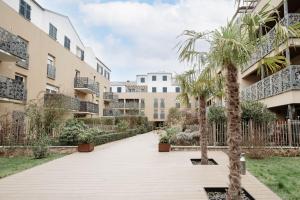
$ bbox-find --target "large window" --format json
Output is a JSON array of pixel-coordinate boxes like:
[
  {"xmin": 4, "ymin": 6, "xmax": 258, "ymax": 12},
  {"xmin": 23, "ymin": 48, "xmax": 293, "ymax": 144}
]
[
  {"xmin": 176, "ymin": 87, "xmax": 180, "ymax": 93},
  {"xmin": 117, "ymin": 87, "xmax": 122, "ymax": 93},
  {"xmin": 152, "ymin": 87, "xmax": 157, "ymax": 93},
  {"xmin": 49, "ymin": 23, "xmax": 57, "ymax": 40},
  {"xmin": 160, "ymin": 99, "xmax": 165, "ymax": 108},
  {"xmin": 64, "ymin": 36, "xmax": 71, "ymax": 50},
  {"xmin": 154, "ymin": 98, "xmax": 158, "ymax": 108},
  {"xmin": 163, "ymin": 87, "xmax": 167, "ymax": 93},
  {"xmin": 141, "ymin": 77, "xmax": 145, "ymax": 83},
  {"xmin": 163, "ymin": 75, "xmax": 167, "ymax": 81},
  {"xmin": 152, "ymin": 76, "xmax": 156, "ymax": 81},
  {"xmin": 19, "ymin": 0, "xmax": 31, "ymax": 20}
]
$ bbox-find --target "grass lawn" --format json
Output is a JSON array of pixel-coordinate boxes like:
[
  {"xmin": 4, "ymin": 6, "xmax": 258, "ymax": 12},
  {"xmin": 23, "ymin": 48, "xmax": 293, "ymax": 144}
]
[
  {"xmin": 247, "ymin": 157, "xmax": 300, "ymax": 200},
  {"xmin": 0, "ymin": 153, "xmax": 66, "ymax": 179}
]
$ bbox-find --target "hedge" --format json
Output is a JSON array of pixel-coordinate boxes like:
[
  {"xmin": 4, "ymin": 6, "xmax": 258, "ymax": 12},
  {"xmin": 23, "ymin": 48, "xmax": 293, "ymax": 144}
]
[{"xmin": 94, "ymin": 129, "xmax": 139, "ymax": 145}]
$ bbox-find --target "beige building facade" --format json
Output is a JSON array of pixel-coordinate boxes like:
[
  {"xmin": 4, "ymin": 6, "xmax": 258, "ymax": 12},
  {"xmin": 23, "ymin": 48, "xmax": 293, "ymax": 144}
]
[
  {"xmin": 239, "ymin": 0, "xmax": 300, "ymax": 120},
  {"xmin": 105, "ymin": 72, "xmax": 193, "ymax": 124},
  {"xmin": 0, "ymin": 0, "xmax": 111, "ymax": 119}
]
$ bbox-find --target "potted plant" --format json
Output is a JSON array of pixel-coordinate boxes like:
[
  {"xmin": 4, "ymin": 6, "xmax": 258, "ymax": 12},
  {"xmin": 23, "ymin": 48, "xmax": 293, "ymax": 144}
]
[
  {"xmin": 78, "ymin": 132, "xmax": 95, "ymax": 152},
  {"xmin": 158, "ymin": 133, "xmax": 170, "ymax": 152}
]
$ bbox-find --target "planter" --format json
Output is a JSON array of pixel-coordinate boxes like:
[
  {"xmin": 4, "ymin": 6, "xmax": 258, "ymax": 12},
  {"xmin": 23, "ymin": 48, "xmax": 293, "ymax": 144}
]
[
  {"xmin": 158, "ymin": 143, "xmax": 170, "ymax": 152},
  {"xmin": 78, "ymin": 143, "xmax": 94, "ymax": 152},
  {"xmin": 205, "ymin": 187, "xmax": 255, "ymax": 200}
]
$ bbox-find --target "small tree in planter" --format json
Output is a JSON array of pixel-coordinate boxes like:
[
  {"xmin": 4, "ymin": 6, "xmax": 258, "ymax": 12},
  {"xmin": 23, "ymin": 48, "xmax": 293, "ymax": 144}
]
[
  {"xmin": 78, "ymin": 131, "xmax": 95, "ymax": 152},
  {"xmin": 158, "ymin": 133, "xmax": 170, "ymax": 152}
]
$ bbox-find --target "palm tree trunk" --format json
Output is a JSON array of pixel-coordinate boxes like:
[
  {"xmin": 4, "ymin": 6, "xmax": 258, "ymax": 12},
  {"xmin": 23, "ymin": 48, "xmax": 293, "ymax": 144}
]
[
  {"xmin": 199, "ymin": 95, "xmax": 208, "ymax": 165},
  {"xmin": 225, "ymin": 64, "xmax": 242, "ymax": 200}
]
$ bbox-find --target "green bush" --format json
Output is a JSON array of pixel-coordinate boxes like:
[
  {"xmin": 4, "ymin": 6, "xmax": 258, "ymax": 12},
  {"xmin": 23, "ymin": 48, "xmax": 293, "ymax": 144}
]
[
  {"xmin": 159, "ymin": 133, "xmax": 170, "ymax": 144},
  {"xmin": 242, "ymin": 101, "xmax": 276, "ymax": 122},
  {"xmin": 116, "ymin": 120, "xmax": 129, "ymax": 132},
  {"xmin": 165, "ymin": 127, "xmax": 181, "ymax": 138},
  {"xmin": 78, "ymin": 131, "xmax": 95, "ymax": 144},
  {"xmin": 167, "ymin": 107, "xmax": 182, "ymax": 125},
  {"xmin": 93, "ymin": 129, "xmax": 137, "ymax": 145},
  {"xmin": 59, "ymin": 119, "xmax": 87, "ymax": 145},
  {"xmin": 208, "ymin": 106, "xmax": 226, "ymax": 123},
  {"xmin": 32, "ymin": 137, "xmax": 49, "ymax": 159}
]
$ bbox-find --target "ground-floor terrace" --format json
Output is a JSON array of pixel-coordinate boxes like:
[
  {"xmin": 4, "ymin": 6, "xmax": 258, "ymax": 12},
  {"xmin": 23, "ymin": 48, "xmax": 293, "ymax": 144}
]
[{"xmin": 0, "ymin": 132, "xmax": 280, "ymax": 200}]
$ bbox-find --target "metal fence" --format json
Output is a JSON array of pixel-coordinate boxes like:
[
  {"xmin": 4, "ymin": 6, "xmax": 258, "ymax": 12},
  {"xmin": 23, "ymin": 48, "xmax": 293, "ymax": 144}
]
[{"xmin": 207, "ymin": 120, "xmax": 300, "ymax": 147}]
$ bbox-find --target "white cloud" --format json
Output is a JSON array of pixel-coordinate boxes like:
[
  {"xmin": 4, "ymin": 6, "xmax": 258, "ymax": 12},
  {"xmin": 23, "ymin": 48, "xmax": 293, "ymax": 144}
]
[{"xmin": 79, "ymin": 0, "xmax": 235, "ymax": 81}]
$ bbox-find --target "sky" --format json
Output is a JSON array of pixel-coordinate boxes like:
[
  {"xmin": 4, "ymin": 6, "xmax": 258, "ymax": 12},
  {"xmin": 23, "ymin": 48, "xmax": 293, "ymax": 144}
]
[{"xmin": 36, "ymin": 0, "xmax": 235, "ymax": 81}]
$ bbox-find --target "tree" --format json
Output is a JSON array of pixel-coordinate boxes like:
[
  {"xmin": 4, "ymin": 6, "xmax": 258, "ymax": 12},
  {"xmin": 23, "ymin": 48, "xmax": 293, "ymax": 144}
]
[
  {"xmin": 176, "ymin": 67, "xmax": 217, "ymax": 165},
  {"xmin": 177, "ymin": 3, "xmax": 300, "ymax": 199}
]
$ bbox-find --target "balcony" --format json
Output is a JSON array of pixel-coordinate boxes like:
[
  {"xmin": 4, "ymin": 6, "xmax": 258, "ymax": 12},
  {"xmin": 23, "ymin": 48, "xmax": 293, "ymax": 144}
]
[
  {"xmin": 125, "ymin": 102, "xmax": 139, "ymax": 109},
  {"xmin": 0, "ymin": 76, "xmax": 26, "ymax": 102},
  {"xmin": 0, "ymin": 26, "xmax": 28, "ymax": 63},
  {"xmin": 103, "ymin": 92, "xmax": 118, "ymax": 101},
  {"xmin": 241, "ymin": 65, "xmax": 300, "ymax": 101},
  {"xmin": 103, "ymin": 108, "xmax": 121, "ymax": 116},
  {"xmin": 47, "ymin": 64, "xmax": 56, "ymax": 80},
  {"xmin": 44, "ymin": 93, "xmax": 80, "ymax": 111},
  {"xmin": 77, "ymin": 101, "xmax": 99, "ymax": 114},
  {"xmin": 74, "ymin": 77, "xmax": 99, "ymax": 94},
  {"xmin": 110, "ymin": 102, "xmax": 125, "ymax": 108},
  {"xmin": 242, "ymin": 13, "xmax": 300, "ymax": 72}
]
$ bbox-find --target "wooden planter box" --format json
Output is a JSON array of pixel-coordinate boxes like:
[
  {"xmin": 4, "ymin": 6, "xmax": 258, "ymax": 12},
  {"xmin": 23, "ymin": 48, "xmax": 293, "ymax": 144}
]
[
  {"xmin": 78, "ymin": 143, "xmax": 94, "ymax": 152},
  {"xmin": 158, "ymin": 143, "xmax": 170, "ymax": 152}
]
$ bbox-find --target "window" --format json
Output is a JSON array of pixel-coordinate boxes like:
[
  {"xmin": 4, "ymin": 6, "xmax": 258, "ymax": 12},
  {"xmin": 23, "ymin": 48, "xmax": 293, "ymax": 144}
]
[
  {"xmin": 76, "ymin": 47, "xmax": 84, "ymax": 61},
  {"xmin": 100, "ymin": 67, "xmax": 104, "ymax": 75},
  {"xmin": 163, "ymin": 75, "xmax": 167, "ymax": 81},
  {"xmin": 47, "ymin": 54, "xmax": 55, "ymax": 79},
  {"xmin": 75, "ymin": 70, "xmax": 80, "ymax": 78},
  {"xmin": 141, "ymin": 99, "xmax": 145, "ymax": 108},
  {"xmin": 19, "ymin": 0, "xmax": 31, "ymax": 20},
  {"xmin": 141, "ymin": 77, "xmax": 145, "ymax": 83},
  {"xmin": 107, "ymin": 72, "xmax": 110, "ymax": 80},
  {"xmin": 152, "ymin": 87, "xmax": 157, "ymax": 93},
  {"xmin": 15, "ymin": 74, "xmax": 26, "ymax": 84},
  {"xmin": 152, "ymin": 76, "xmax": 156, "ymax": 81},
  {"xmin": 64, "ymin": 36, "xmax": 71, "ymax": 50},
  {"xmin": 160, "ymin": 99, "xmax": 165, "ymax": 108},
  {"xmin": 46, "ymin": 84, "xmax": 59, "ymax": 94},
  {"xmin": 49, "ymin": 23, "xmax": 57, "ymax": 40},
  {"xmin": 110, "ymin": 87, "xmax": 112, "ymax": 92},
  {"xmin": 163, "ymin": 87, "xmax": 167, "ymax": 93},
  {"xmin": 160, "ymin": 111, "xmax": 165, "ymax": 119},
  {"xmin": 176, "ymin": 87, "xmax": 180, "ymax": 93},
  {"xmin": 154, "ymin": 98, "xmax": 158, "ymax": 108},
  {"xmin": 117, "ymin": 87, "xmax": 122, "ymax": 93},
  {"xmin": 97, "ymin": 63, "xmax": 100, "ymax": 73}
]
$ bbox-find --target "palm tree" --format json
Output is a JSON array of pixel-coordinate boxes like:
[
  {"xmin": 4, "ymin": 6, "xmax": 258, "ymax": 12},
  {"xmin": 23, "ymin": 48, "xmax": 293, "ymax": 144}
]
[
  {"xmin": 177, "ymin": 3, "xmax": 300, "ymax": 199},
  {"xmin": 176, "ymin": 67, "xmax": 218, "ymax": 165}
]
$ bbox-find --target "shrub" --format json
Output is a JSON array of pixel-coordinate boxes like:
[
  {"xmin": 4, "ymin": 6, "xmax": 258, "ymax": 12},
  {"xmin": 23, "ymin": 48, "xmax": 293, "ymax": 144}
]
[
  {"xmin": 167, "ymin": 107, "xmax": 182, "ymax": 125},
  {"xmin": 159, "ymin": 133, "xmax": 169, "ymax": 144},
  {"xmin": 116, "ymin": 120, "xmax": 129, "ymax": 132},
  {"xmin": 208, "ymin": 106, "xmax": 226, "ymax": 123},
  {"xmin": 165, "ymin": 127, "xmax": 181, "ymax": 138},
  {"xmin": 170, "ymin": 131, "xmax": 200, "ymax": 146},
  {"xmin": 59, "ymin": 119, "xmax": 87, "ymax": 145},
  {"xmin": 32, "ymin": 137, "xmax": 49, "ymax": 159},
  {"xmin": 78, "ymin": 132, "xmax": 95, "ymax": 144},
  {"xmin": 93, "ymin": 129, "xmax": 137, "ymax": 145},
  {"xmin": 242, "ymin": 101, "xmax": 276, "ymax": 122}
]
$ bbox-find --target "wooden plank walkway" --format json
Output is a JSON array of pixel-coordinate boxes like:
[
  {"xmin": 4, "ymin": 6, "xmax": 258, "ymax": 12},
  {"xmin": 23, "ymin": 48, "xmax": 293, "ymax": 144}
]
[{"xmin": 0, "ymin": 132, "xmax": 281, "ymax": 200}]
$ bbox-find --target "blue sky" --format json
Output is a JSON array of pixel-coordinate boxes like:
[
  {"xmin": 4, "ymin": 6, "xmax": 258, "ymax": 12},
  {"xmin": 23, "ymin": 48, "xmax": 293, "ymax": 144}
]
[{"xmin": 37, "ymin": 0, "xmax": 235, "ymax": 81}]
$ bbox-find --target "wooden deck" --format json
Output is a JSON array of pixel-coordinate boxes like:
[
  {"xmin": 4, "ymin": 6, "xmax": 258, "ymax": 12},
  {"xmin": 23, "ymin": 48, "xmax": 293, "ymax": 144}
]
[{"xmin": 0, "ymin": 132, "xmax": 281, "ymax": 200}]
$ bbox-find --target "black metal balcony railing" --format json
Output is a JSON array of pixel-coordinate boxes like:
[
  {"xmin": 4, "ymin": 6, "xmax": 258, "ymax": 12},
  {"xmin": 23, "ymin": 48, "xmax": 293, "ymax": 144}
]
[
  {"xmin": 74, "ymin": 77, "xmax": 99, "ymax": 94},
  {"xmin": 0, "ymin": 76, "xmax": 26, "ymax": 101},
  {"xmin": 44, "ymin": 93, "xmax": 80, "ymax": 111},
  {"xmin": 79, "ymin": 101, "xmax": 99, "ymax": 114},
  {"xmin": 110, "ymin": 102, "xmax": 125, "ymax": 108},
  {"xmin": 241, "ymin": 65, "xmax": 300, "ymax": 101},
  {"xmin": 242, "ymin": 13, "xmax": 300, "ymax": 72},
  {"xmin": 103, "ymin": 92, "xmax": 118, "ymax": 101},
  {"xmin": 103, "ymin": 108, "xmax": 121, "ymax": 116},
  {"xmin": 0, "ymin": 26, "xmax": 28, "ymax": 61},
  {"xmin": 47, "ymin": 64, "xmax": 56, "ymax": 80}
]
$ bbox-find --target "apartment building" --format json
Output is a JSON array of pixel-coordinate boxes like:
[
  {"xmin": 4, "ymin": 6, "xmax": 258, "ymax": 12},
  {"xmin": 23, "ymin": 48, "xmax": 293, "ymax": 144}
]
[
  {"xmin": 238, "ymin": 0, "xmax": 300, "ymax": 120},
  {"xmin": 104, "ymin": 72, "xmax": 190, "ymax": 125},
  {"xmin": 0, "ymin": 0, "xmax": 111, "ymax": 120}
]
